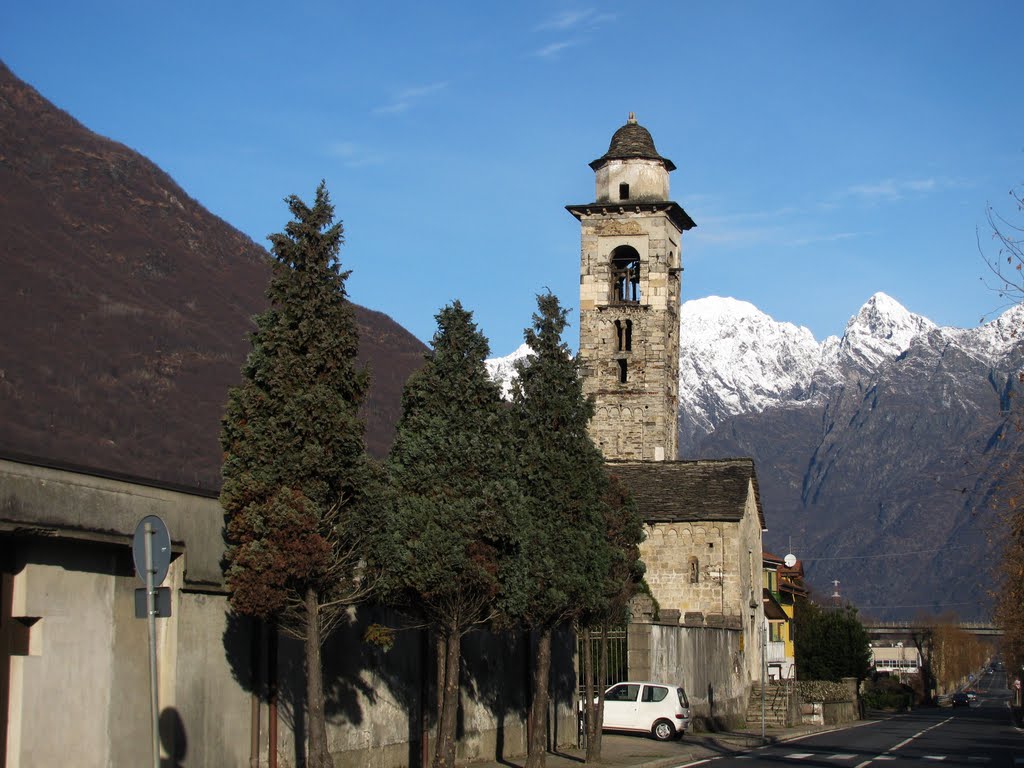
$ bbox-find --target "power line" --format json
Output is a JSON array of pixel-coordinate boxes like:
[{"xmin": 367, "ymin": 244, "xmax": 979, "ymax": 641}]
[{"xmin": 799, "ymin": 542, "xmax": 984, "ymax": 563}]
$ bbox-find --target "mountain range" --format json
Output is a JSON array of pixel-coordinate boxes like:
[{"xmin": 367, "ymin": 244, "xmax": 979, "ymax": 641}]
[
  {"xmin": 2, "ymin": 56, "xmax": 1015, "ymax": 620},
  {"xmin": 0, "ymin": 59, "xmax": 427, "ymax": 490},
  {"xmin": 488, "ymin": 293, "xmax": 1024, "ymax": 619}
]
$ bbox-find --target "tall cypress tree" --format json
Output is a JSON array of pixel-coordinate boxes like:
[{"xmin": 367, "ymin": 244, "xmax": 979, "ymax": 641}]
[
  {"xmin": 507, "ymin": 292, "xmax": 611, "ymax": 768},
  {"xmin": 580, "ymin": 474, "xmax": 645, "ymax": 762},
  {"xmin": 383, "ymin": 301, "xmax": 521, "ymax": 768},
  {"xmin": 220, "ymin": 182, "xmax": 376, "ymax": 768}
]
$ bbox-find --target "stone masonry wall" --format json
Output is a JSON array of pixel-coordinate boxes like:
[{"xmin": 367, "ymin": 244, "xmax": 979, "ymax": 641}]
[{"xmin": 578, "ymin": 212, "xmax": 681, "ymax": 462}]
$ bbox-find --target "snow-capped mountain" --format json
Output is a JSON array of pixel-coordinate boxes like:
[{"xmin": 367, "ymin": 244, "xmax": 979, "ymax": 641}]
[
  {"xmin": 678, "ymin": 292, "xmax": 1022, "ymax": 450},
  {"xmin": 678, "ymin": 296, "xmax": 826, "ymax": 442},
  {"xmin": 485, "ymin": 293, "xmax": 1024, "ymax": 619},
  {"xmin": 485, "ymin": 292, "xmax": 1022, "ymax": 438},
  {"xmin": 484, "ymin": 342, "xmax": 531, "ymax": 399}
]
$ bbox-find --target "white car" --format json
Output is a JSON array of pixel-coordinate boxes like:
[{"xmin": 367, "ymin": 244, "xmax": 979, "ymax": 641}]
[{"xmin": 602, "ymin": 681, "xmax": 691, "ymax": 741}]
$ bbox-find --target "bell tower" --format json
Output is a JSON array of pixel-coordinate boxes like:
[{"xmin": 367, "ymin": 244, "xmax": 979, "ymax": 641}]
[{"xmin": 567, "ymin": 114, "xmax": 695, "ymax": 461}]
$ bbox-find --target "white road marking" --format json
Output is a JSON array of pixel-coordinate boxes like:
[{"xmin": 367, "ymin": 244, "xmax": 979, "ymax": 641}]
[
  {"xmin": 786, "ymin": 754, "xmax": 814, "ymax": 760},
  {"xmin": 829, "ymin": 755, "xmax": 858, "ymax": 760},
  {"xmin": 922, "ymin": 758, "xmax": 947, "ymax": 762}
]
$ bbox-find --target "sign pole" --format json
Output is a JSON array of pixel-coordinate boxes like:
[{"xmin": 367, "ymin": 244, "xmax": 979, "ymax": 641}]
[{"xmin": 145, "ymin": 522, "xmax": 160, "ymax": 768}]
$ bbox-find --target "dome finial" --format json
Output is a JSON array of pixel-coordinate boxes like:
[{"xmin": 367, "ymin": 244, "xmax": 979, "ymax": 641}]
[{"xmin": 627, "ymin": 112, "xmax": 637, "ymax": 124}]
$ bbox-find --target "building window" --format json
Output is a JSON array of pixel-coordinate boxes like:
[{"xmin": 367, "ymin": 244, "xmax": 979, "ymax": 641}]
[
  {"xmin": 689, "ymin": 557, "xmax": 699, "ymax": 584},
  {"xmin": 615, "ymin": 319, "xmax": 633, "ymax": 352},
  {"xmin": 610, "ymin": 245, "xmax": 641, "ymax": 303},
  {"xmin": 769, "ymin": 622, "xmax": 783, "ymax": 642},
  {"xmin": 619, "ymin": 182, "xmax": 630, "ymax": 200},
  {"xmin": 617, "ymin": 358, "xmax": 627, "ymax": 383}
]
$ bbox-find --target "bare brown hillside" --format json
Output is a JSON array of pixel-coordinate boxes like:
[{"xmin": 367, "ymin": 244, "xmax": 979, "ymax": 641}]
[{"xmin": 0, "ymin": 60, "xmax": 426, "ymax": 490}]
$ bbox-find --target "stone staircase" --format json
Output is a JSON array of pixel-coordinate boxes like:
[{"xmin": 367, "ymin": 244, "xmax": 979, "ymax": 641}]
[{"xmin": 745, "ymin": 682, "xmax": 793, "ymax": 728}]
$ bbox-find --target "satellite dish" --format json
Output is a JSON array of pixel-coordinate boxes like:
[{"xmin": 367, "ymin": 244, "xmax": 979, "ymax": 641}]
[{"xmin": 783, "ymin": 553, "xmax": 797, "ymax": 568}]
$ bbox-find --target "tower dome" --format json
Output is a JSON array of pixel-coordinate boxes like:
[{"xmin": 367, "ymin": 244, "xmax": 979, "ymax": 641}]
[
  {"xmin": 590, "ymin": 113, "xmax": 676, "ymax": 171},
  {"xmin": 588, "ymin": 113, "xmax": 675, "ymax": 204}
]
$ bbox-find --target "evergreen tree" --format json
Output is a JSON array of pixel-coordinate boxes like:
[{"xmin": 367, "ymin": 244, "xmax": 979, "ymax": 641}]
[
  {"xmin": 220, "ymin": 182, "xmax": 377, "ymax": 768},
  {"xmin": 794, "ymin": 598, "xmax": 871, "ymax": 682},
  {"xmin": 579, "ymin": 474, "xmax": 645, "ymax": 762},
  {"xmin": 506, "ymin": 292, "xmax": 611, "ymax": 768},
  {"xmin": 383, "ymin": 301, "xmax": 521, "ymax": 768}
]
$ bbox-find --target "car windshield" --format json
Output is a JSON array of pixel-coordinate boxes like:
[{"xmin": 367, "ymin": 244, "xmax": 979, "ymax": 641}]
[{"xmin": 677, "ymin": 687, "xmax": 689, "ymax": 708}]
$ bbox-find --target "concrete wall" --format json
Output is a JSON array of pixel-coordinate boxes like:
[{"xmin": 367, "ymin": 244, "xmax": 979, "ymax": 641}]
[
  {"xmin": 0, "ymin": 457, "xmax": 577, "ymax": 768},
  {"xmin": 627, "ymin": 621, "xmax": 749, "ymax": 729}
]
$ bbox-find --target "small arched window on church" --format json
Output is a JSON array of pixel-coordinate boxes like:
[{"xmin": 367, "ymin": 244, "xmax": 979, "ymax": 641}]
[
  {"xmin": 619, "ymin": 183, "xmax": 630, "ymax": 200},
  {"xmin": 614, "ymin": 319, "xmax": 633, "ymax": 352},
  {"xmin": 617, "ymin": 358, "xmax": 628, "ymax": 384},
  {"xmin": 610, "ymin": 245, "xmax": 641, "ymax": 304},
  {"xmin": 689, "ymin": 556, "xmax": 699, "ymax": 584}
]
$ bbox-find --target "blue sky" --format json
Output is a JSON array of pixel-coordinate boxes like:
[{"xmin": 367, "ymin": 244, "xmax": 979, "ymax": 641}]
[{"xmin": 3, "ymin": 1, "xmax": 1022, "ymax": 356}]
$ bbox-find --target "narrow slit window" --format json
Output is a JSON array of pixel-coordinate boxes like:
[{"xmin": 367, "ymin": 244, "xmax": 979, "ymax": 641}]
[
  {"xmin": 619, "ymin": 182, "xmax": 630, "ymax": 200},
  {"xmin": 615, "ymin": 320, "xmax": 624, "ymax": 351},
  {"xmin": 617, "ymin": 358, "xmax": 627, "ymax": 383},
  {"xmin": 624, "ymin": 319, "xmax": 632, "ymax": 351}
]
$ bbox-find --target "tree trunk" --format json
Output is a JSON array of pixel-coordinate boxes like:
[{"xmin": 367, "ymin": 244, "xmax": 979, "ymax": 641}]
[
  {"xmin": 585, "ymin": 625, "xmax": 606, "ymax": 762},
  {"xmin": 582, "ymin": 625, "xmax": 600, "ymax": 764},
  {"xmin": 436, "ymin": 631, "xmax": 446, "ymax": 755},
  {"xmin": 433, "ymin": 630, "xmax": 462, "ymax": 768},
  {"xmin": 268, "ymin": 621, "xmax": 278, "ymax": 768},
  {"xmin": 526, "ymin": 626, "xmax": 552, "ymax": 768},
  {"xmin": 304, "ymin": 587, "xmax": 330, "ymax": 768}
]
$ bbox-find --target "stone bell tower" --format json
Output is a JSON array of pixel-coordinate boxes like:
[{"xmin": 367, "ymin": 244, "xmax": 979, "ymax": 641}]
[{"xmin": 567, "ymin": 114, "xmax": 695, "ymax": 461}]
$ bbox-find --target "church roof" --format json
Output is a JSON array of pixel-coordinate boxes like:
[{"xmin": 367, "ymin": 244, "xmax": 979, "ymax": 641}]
[
  {"xmin": 590, "ymin": 113, "xmax": 676, "ymax": 172},
  {"xmin": 606, "ymin": 458, "xmax": 765, "ymax": 529}
]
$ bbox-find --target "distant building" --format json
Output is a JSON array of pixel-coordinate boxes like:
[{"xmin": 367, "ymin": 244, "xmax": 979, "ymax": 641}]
[{"xmin": 871, "ymin": 643, "xmax": 921, "ymax": 679}]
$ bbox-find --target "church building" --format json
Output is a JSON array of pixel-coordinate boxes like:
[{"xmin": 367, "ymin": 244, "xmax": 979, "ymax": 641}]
[{"xmin": 568, "ymin": 115, "xmax": 768, "ymax": 699}]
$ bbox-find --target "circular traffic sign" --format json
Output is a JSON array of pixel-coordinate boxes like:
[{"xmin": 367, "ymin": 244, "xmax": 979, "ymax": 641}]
[{"xmin": 133, "ymin": 515, "xmax": 171, "ymax": 587}]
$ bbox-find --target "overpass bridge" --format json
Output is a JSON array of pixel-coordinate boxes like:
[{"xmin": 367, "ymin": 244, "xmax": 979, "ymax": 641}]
[{"xmin": 864, "ymin": 621, "xmax": 1002, "ymax": 639}]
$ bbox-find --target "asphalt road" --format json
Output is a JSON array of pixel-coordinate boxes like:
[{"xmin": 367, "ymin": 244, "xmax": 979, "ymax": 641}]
[{"xmin": 678, "ymin": 668, "xmax": 1022, "ymax": 768}]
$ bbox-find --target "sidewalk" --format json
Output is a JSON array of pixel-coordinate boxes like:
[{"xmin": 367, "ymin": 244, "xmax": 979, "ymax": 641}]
[{"xmin": 460, "ymin": 723, "xmax": 839, "ymax": 768}]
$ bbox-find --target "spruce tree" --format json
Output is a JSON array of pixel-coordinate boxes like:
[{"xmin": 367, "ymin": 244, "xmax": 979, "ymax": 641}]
[
  {"xmin": 383, "ymin": 301, "xmax": 521, "ymax": 768},
  {"xmin": 220, "ymin": 182, "xmax": 376, "ymax": 768},
  {"xmin": 507, "ymin": 292, "xmax": 611, "ymax": 768},
  {"xmin": 794, "ymin": 598, "xmax": 871, "ymax": 681}
]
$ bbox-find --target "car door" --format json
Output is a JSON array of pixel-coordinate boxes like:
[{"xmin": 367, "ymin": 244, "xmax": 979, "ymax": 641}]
[
  {"xmin": 639, "ymin": 685, "xmax": 671, "ymax": 730},
  {"xmin": 602, "ymin": 683, "xmax": 640, "ymax": 729}
]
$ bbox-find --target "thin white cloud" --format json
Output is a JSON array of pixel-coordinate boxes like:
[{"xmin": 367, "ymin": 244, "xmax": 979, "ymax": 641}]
[
  {"xmin": 326, "ymin": 141, "xmax": 386, "ymax": 167},
  {"xmin": 532, "ymin": 39, "xmax": 579, "ymax": 58},
  {"xmin": 536, "ymin": 9, "xmax": 615, "ymax": 30},
  {"xmin": 785, "ymin": 232, "xmax": 860, "ymax": 248},
  {"xmin": 689, "ymin": 205, "xmax": 859, "ymax": 249},
  {"xmin": 846, "ymin": 177, "xmax": 956, "ymax": 202},
  {"xmin": 690, "ymin": 226, "xmax": 783, "ymax": 247},
  {"xmin": 373, "ymin": 81, "xmax": 448, "ymax": 115}
]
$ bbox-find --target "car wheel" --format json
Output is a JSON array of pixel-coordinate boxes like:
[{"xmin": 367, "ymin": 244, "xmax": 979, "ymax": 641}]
[{"xmin": 652, "ymin": 719, "xmax": 675, "ymax": 741}]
